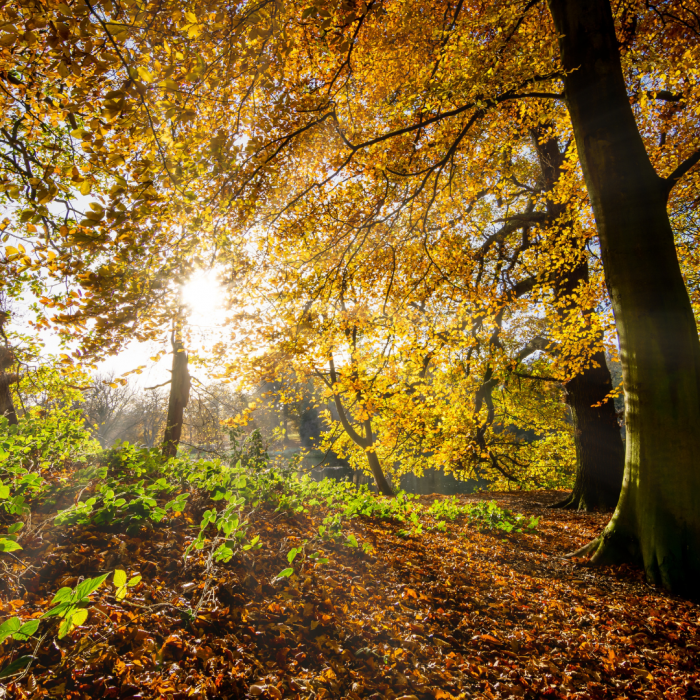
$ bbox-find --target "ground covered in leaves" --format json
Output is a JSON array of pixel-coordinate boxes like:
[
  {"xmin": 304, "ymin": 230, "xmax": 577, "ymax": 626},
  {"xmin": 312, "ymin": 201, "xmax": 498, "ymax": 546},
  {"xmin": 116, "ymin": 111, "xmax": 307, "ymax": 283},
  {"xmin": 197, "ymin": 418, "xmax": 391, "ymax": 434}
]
[{"xmin": 1, "ymin": 465, "xmax": 699, "ymax": 700}]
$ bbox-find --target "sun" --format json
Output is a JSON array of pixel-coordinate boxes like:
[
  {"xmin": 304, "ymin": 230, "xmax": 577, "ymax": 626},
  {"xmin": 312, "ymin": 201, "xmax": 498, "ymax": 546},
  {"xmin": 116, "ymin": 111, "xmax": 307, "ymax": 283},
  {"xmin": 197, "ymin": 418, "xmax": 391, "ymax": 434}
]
[{"xmin": 181, "ymin": 270, "xmax": 226, "ymax": 328}]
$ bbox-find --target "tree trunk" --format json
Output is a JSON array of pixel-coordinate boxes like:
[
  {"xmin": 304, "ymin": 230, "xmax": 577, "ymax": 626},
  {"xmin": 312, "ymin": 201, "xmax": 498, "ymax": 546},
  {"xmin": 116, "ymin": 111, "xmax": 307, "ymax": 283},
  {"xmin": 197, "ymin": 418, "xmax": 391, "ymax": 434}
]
[
  {"xmin": 0, "ymin": 372, "xmax": 18, "ymax": 425},
  {"xmin": 531, "ymin": 132, "xmax": 625, "ymax": 511},
  {"xmin": 328, "ymin": 357, "xmax": 395, "ymax": 496},
  {"xmin": 551, "ymin": 257, "xmax": 624, "ymax": 512},
  {"xmin": 162, "ymin": 334, "xmax": 190, "ymax": 459},
  {"xmin": 548, "ymin": 0, "xmax": 700, "ymax": 594},
  {"xmin": 555, "ymin": 350, "xmax": 625, "ymax": 510},
  {"xmin": 363, "ymin": 420, "xmax": 394, "ymax": 496},
  {"xmin": 0, "ymin": 346, "xmax": 18, "ymax": 426}
]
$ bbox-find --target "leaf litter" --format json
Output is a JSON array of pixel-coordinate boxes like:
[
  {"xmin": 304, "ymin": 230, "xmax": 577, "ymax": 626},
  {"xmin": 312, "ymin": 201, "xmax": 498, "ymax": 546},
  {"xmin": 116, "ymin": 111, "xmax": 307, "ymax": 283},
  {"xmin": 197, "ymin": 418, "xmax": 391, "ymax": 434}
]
[{"xmin": 1, "ymin": 478, "xmax": 699, "ymax": 700}]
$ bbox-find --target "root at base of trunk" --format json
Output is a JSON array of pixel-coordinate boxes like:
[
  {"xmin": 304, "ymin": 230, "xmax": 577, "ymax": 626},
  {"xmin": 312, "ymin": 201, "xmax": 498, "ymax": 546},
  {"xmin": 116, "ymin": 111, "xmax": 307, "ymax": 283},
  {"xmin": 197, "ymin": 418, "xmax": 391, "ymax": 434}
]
[
  {"xmin": 565, "ymin": 528, "xmax": 639, "ymax": 569},
  {"xmin": 565, "ymin": 536, "xmax": 602, "ymax": 559},
  {"xmin": 549, "ymin": 491, "xmax": 616, "ymax": 512}
]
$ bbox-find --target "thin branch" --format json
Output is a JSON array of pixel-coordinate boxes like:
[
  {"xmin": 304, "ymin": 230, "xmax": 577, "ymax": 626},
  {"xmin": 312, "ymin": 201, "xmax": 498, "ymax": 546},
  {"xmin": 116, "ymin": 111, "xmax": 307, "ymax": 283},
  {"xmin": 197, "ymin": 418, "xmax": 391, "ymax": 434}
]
[{"xmin": 145, "ymin": 380, "xmax": 172, "ymax": 390}]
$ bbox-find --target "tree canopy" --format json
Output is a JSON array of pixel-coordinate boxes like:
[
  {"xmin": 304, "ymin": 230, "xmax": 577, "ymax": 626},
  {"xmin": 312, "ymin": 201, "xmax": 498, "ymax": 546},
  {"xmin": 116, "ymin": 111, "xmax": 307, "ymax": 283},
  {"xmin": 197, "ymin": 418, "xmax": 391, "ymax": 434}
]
[{"xmin": 1, "ymin": 0, "xmax": 700, "ymax": 595}]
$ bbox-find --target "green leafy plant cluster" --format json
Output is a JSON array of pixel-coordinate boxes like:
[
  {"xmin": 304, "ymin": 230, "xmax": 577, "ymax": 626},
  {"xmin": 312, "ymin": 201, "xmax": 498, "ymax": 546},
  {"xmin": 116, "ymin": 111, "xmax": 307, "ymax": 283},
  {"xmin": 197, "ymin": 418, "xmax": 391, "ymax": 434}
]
[
  {"xmin": 55, "ymin": 466, "xmax": 190, "ymax": 531},
  {"xmin": 0, "ymin": 569, "xmax": 140, "ymax": 679},
  {"xmin": 277, "ymin": 477, "xmax": 539, "ymax": 537},
  {"xmin": 0, "ymin": 408, "xmax": 97, "ymax": 479},
  {"xmin": 0, "ymin": 409, "xmax": 97, "ymax": 520},
  {"xmin": 453, "ymin": 499, "xmax": 540, "ymax": 533}
]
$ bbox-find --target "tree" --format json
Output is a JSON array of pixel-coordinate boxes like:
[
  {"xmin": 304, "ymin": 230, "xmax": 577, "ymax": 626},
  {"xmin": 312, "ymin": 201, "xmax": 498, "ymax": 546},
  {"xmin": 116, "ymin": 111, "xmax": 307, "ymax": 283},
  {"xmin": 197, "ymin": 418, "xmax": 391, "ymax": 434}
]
[
  {"xmin": 224, "ymin": 0, "xmax": 699, "ymax": 589},
  {"xmin": 0, "ymin": 0, "xmax": 215, "ymax": 365},
  {"xmin": 529, "ymin": 130, "xmax": 624, "ymax": 511},
  {"xmin": 548, "ymin": 0, "xmax": 700, "ymax": 593},
  {"xmin": 326, "ymin": 342, "xmax": 394, "ymax": 496}
]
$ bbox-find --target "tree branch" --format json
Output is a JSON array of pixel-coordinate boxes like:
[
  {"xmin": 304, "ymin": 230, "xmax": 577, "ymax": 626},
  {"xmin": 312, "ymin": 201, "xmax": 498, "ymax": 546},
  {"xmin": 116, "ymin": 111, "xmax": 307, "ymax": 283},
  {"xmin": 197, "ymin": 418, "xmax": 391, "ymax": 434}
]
[
  {"xmin": 663, "ymin": 148, "xmax": 700, "ymax": 198},
  {"xmin": 328, "ymin": 356, "xmax": 370, "ymax": 448},
  {"xmin": 647, "ymin": 89, "xmax": 683, "ymax": 102},
  {"xmin": 145, "ymin": 380, "xmax": 172, "ymax": 390}
]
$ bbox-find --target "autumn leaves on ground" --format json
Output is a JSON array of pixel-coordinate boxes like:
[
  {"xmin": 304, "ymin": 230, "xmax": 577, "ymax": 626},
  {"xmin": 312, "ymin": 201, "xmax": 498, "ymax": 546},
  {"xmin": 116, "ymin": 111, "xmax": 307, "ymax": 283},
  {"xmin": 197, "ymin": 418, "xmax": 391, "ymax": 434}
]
[{"xmin": 1, "ymin": 443, "xmax": 698, "ymax": 700}]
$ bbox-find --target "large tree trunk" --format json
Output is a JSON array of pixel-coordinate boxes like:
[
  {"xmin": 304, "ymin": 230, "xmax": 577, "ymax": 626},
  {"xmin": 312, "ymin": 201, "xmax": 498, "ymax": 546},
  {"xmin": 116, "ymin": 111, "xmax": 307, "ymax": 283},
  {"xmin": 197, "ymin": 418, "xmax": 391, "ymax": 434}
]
[
  {"xmin": 548, "ymin": 0, "xmax": 700, "ymax": 594},
  {"xmin": 532, "ymin": 133, "xmax": 625, "ymax": 511},
  {"xmin": 557, "ymin": 350, "xmax": 625, "ymax": 510},
  {"xmin": 552, "ymin": 260, "xmax": 624, "ymax": 512},
  {"xmin": 162, "ymin": 334, "xmax": 191, "ymax": 459}
]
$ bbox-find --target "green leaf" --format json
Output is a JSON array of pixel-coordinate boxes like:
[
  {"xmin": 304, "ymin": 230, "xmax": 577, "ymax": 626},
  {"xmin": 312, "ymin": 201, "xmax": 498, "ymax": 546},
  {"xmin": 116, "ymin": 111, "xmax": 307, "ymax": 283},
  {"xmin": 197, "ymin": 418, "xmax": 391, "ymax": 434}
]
[
  {"xmin": 14, "ymin": 619, "xmax": 40, "ymax": 641},
  {"xmin": 0, "ymin": 617, "xmax": 21, "ymax": 643},
  {"xmin": 43, "ymin": 601, "xmax": 72, "ymax": 619},
  {"xmin": 346, "ymin": 534, "xmax": 359, "ymax": 548},
  {"xmin": 0, "ymin": 655, "xmax": 35, "ymax": 678},
  {"xmin": 0, "ymin": 538, "xmax": 22, "ymax": 553},
  {"xmin": 128, "ymin": 575, "xmax": 141, "ymax": 587},
  {"xmin": 277, "ymin": 567, "xmax": 294, "ymax": 578},
  {"xmin": 70, "ymin": 608, "xmax": 88, "ymax": 627},
  {"xmin": 7, "ymin": 523, "xmax": 23, "ymax": 535},
  {"xmin": 113, "ymin": 569, "xmax": 127, "ymax": 588},
  {"xmin": 287, "ymin": 548, "xmax": 299, "ymax": 564},
  {"xmin": 58, "ymin": 617, "xmax": 71, "ymax": 639},
  {"xmin": 75, "ymin": 572, "xmax": 110, "ymax": 602},
  {"xmin": 50, "ymin": 587, "xmax": 73, "ymax": 605}
]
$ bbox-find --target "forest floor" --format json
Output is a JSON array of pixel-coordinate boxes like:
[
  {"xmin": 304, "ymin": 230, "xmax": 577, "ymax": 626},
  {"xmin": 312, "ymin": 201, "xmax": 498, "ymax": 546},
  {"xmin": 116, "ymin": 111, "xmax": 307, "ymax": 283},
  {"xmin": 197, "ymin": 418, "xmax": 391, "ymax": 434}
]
[{"xmin": 1, "ymin": 487, "xmax": 699, "ymax": 700}]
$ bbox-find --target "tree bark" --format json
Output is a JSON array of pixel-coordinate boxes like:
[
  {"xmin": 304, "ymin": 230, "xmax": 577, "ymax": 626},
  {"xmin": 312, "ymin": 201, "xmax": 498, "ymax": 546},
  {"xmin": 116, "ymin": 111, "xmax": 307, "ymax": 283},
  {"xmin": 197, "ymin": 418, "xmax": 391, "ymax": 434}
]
[
  {"xmin": 362, "ymin": 419, "xmax": 395, "ymax": 497},
  {"xmin": 162, "ymin": 333, "xmax": 190, "ymax": 459},
  {"xmin": 548, "ymin": 0, "xmax": 700, "ymax": 594},
  {"xmin": 556, "ymin": 350, "xmax": 625, "ymax": 510},
  {"xmin": 0, "ymin": 346, "xmax": 18, "ymax": 426},
  {"xmin": 551, "ymin": 257, "xmax": 624, "ymax": 512}
]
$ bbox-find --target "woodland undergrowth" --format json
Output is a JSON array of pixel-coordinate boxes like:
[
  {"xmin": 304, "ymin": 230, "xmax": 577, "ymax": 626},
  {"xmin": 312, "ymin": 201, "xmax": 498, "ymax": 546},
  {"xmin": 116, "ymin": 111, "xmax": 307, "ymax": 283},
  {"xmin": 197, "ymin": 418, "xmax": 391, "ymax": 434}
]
[{"xmin": 0, "ymin": 415, "xmax": 699, "ymax": 699}]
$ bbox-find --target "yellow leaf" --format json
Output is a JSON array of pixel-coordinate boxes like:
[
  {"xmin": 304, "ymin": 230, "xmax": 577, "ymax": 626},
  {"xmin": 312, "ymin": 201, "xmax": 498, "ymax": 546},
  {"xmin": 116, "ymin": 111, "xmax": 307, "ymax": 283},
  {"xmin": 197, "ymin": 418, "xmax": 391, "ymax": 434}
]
[
  {"xmin": 137, "ymin": 66, "xmax": 154, "ymax": 83},
  {"xmin": 70, "ymin": 608, "xmax": 88, "ymax": 627}
]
